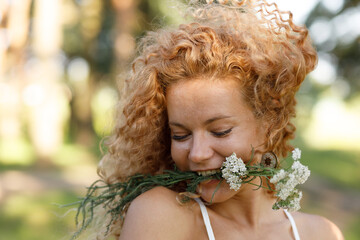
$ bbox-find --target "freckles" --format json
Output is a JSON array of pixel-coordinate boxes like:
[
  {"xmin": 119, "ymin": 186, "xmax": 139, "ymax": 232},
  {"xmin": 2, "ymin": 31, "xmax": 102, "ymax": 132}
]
[
  {"xmin": 171, "ymin": 142, "xmax": 189, "ymax": 169},
  {"xmin": 172, "ymin": 140, "xmax": 191, "ymax": 153}
]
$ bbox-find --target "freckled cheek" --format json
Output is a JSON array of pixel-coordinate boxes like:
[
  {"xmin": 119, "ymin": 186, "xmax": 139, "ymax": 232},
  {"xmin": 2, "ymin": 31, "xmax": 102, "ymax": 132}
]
[
  {"xmin": 215, "ymin": 135, "xmax": 253, "ymax": 160},
  {"xmin": 213, "ymin": 136, "xmax": 242, "ymax": 154},
  {"xmin": 170, "ymin": 142, "xmax": 190, "ymax": 170}
]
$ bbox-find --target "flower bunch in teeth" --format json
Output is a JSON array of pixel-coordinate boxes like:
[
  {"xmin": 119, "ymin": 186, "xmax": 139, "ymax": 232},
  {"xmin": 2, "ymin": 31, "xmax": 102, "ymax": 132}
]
[{"xmin": 196, "ymin": 169, "xmax": 221, "ymax": 176}]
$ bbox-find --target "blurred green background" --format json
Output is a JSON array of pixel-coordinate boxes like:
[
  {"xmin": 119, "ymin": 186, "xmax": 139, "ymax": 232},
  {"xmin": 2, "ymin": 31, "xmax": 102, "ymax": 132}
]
[{"xmin": 0, "ymin": 0, "xmax": 359, "ymax": 239}]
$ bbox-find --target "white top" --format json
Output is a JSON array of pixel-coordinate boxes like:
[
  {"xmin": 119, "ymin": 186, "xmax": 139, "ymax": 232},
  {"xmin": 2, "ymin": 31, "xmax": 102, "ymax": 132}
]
[{"xmin": 194, "ymin": 198, "xmax": 301, "ymax": 240}]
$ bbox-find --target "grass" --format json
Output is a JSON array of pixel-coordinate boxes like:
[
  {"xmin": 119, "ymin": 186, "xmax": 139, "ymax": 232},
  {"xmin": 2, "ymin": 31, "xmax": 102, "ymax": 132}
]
[
  {"xmin": 299, "ymin": 148, "xmax": 360, "ymax": 190},
  {"xmin": 346, "ymin": 218, "xmax": 360, "ymax": 240},
  {"xmin": 0, "ymin": 191, "xmax": 78, "ymax": 240}
]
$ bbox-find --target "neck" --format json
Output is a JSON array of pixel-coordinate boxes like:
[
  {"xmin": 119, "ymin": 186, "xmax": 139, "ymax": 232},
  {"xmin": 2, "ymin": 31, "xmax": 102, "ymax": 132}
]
[{"xmin": 208, "ymin": 179, "xmax": 278, "ymax": 229}]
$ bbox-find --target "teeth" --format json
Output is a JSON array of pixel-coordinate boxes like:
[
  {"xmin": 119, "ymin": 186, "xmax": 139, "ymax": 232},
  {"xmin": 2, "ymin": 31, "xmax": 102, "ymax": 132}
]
[{"xmin": 196, "ymin": 169, "xmax": 221, "ymax": 176}]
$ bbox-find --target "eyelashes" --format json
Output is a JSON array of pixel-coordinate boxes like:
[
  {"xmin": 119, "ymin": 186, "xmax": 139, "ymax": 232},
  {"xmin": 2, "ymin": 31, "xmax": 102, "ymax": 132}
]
[
  {"xmin": 211, "ymin": 128, "xmax": 232, "ymax": 137},
  {"xmin": 171, "ymin": 128, "xmax": 233, "ymax": 141},
  {"xmin": 171, "ymin": 134, "xmax": 190, "ymax": 141}
]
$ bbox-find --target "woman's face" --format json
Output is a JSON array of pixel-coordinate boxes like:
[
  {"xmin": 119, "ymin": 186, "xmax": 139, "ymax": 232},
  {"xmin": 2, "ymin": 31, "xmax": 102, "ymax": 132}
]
[{"xmin": 166, "ymin": 77, "xmax": 267, "ymax": 203}]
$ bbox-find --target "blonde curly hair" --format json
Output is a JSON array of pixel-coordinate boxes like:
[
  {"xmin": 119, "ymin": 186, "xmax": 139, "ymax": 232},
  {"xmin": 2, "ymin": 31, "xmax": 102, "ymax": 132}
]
[{"xmin": 96, "ymin": 0, "xmax": 317, "ymax": 238}]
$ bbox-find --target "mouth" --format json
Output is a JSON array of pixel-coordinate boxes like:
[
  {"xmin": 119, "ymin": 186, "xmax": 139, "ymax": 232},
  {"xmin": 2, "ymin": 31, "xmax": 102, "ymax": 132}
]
[{"xmin": 196, "ymin": 169, "xmax": 221, "ymax": 176}]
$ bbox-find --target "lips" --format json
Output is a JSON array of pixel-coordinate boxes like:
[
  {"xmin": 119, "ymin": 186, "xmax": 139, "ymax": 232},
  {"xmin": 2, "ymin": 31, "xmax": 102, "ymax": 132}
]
[{"xmin": 196, "ymin": 178, "xmax": 221, "ymax": 193}]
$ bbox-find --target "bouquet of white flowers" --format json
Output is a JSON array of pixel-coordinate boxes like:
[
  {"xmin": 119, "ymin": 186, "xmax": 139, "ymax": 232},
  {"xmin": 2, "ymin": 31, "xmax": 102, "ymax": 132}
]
[
  {"xmin": 221, "ymin": 148, "xmax": 310, "ymax": 212},
  {"xmin": 67, "ymin": 147, "xmax": 310, "ymax": 239}
]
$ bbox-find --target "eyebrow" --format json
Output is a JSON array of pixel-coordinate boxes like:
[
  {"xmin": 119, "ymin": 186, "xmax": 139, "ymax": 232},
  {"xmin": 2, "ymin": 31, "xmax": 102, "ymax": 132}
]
[{"xmin": 168, "ymin": 115, "xmax": 232, "ymax": 127}]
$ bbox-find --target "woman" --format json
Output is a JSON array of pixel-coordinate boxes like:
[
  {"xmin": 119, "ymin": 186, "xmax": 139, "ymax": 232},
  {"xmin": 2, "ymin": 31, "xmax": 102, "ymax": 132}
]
[{"xmin": 97, "ymin": 0, "xmax": 344, "ymax": 239}]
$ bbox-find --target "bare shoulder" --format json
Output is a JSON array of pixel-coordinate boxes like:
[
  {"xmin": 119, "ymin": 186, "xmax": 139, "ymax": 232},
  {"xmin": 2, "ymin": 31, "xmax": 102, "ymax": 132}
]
[
  {"xmin": 292, "ymin": 211, "xmax": 344, "ymax": 240},
  {"xmin": 119, "ymin": 187, "xmax": 195, "ymax": 240}
]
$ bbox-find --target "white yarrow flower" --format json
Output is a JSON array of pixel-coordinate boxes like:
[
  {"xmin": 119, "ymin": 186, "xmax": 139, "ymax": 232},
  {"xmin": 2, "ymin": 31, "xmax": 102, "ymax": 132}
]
[
  {"xmin": 291, "ymin": 160, "xmax": 310, "ymax": 184},
  {"xmin": 273, "ymin": 189, "xmax": 303, "ymax": 212},
  {"xmin": 285, "ymin": 189, "xmax": 303, "ymax": 212},
  {"xmin": 221, "ymin": 153, "xmax": 247, "ymax": 191},
  {"xmin": 289, "ymin": 190, "xmax": 302, "ymax": 212},
  {"xmin": 220, "ymin": 148, "xmax": 309, "ymax": 211},
  {"xmin": 272, "ymin": 161, "xmax": 310, "ymax": 201},
  {"xmin": 292, "ymin": 148, "xmax": 301, "ymax": 160},
  {"xmin": 269, "ymin": 149, "xmax": 310, "ymax": 209},
  {"xmin": 270, "ymin": 169, "xmax": 286, "ymax": 184}
]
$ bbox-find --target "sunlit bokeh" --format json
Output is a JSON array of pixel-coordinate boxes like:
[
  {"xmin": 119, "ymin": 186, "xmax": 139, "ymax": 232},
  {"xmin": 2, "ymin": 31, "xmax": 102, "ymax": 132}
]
[{"xmin": 0, "ymin": 0, "xmax": 359, "ymax": 239}]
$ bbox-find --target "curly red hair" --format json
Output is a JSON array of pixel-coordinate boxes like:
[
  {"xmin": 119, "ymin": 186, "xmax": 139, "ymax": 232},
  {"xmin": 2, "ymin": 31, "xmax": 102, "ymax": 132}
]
[{"xmin": 98, "ymin": 0, "xmax": 317, "ymax": 185}]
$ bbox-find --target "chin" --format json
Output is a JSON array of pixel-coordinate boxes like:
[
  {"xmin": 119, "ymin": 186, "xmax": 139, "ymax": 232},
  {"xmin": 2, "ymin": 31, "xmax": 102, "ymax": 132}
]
[{"xmin": 198, "ymin": 179, "xmax": 237, "ymax": 203}]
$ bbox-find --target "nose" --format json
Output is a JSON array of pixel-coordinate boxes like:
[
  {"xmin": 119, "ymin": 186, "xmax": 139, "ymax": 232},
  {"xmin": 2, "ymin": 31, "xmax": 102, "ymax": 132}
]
[{"xmin": 188, "ymin": 132, "xmax": 214, "ymax": 163}]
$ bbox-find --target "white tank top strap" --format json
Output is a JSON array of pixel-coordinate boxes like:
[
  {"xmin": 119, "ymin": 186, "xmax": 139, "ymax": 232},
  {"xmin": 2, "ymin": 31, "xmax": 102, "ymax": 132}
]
[
  {"xmin": 194, "ymin": 198, "xmax": 216, "ymax": 240},
  {"xmin": 194, "ymin": 198, "xmax": 300, "ymax": 240},
  {"xmin": 283, "ymin": 209, "xmax": 301, "ymax": 240}
]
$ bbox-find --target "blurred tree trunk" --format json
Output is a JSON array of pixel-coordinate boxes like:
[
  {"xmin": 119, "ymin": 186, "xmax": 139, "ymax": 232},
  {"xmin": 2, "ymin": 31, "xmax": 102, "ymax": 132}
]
[
  {"xmin": 0, "ymin": 0, "xmax": 31, "ymax": 161},
  {"xmin": 29, "ymin": 0, "xmax": 69, "ymax": 166},
  {"xmin": 111, "ymin": 0, "xmax": 137, "ymax": 89},
  {"xmin": 69, "ymin": 0, "xmax": 103, "ymax": 146}
]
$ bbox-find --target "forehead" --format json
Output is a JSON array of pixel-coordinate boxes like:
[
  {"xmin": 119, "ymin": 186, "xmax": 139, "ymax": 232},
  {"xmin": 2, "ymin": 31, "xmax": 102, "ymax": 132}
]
[
  {"xmin": 167, "ymin": 77, "xmax": 239, "ymax": 100},
  {"xmin": 166, "ymin": 77, "xmax": 253, "ymax": 124}
]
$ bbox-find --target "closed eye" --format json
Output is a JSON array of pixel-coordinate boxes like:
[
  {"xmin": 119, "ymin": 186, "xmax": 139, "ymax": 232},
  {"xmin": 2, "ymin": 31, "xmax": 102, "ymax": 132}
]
[
  {"xmin": 172, "ymin": 134, "xmax": 190, "ymax": 141},
  {"xmin": 211, "ymin": 128, "xmax": 232, "ymax": 137}
]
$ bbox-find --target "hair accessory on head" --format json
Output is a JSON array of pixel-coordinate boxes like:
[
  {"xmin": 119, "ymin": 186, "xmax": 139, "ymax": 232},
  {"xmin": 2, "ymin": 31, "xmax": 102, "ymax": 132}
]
[
  {"xmin": 206, "ymin": 0, "xmax": 247, "ymax": 5},
  {"xmin": 261, "ymin": 152, "xmax": 277, "ymax": 168},
  {"xmin": 206, "ymin": 0, "xmax": 230, "ymax": 4}
]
